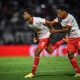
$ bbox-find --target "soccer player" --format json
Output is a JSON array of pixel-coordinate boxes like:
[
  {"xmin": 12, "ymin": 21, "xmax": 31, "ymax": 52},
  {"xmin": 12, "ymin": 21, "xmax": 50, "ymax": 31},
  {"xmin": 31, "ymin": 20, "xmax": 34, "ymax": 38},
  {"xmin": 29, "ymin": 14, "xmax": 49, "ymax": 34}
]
[
  {"xmin": 49, "ymin": 6, "xmax": 80, "ymax": 77},
  {"xmin": 23, "ymin": 11, "xmax": 64, "ymax": 78}
]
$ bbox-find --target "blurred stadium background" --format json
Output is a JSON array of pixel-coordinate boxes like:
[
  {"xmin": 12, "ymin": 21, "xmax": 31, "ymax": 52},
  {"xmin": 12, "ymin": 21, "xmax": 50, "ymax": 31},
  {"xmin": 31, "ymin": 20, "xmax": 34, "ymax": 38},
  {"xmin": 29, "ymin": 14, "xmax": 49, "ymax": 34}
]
[
  {"xmin": 0, "ymin": 0, "xmax": 80, "ymax": 80},
  {"xmin": 0, "ymin": 0, "xmax": 80, "ymax": 45},
  {"xmin": 0, "ymin": 0, "xmax": 80, "ymax": 56}
]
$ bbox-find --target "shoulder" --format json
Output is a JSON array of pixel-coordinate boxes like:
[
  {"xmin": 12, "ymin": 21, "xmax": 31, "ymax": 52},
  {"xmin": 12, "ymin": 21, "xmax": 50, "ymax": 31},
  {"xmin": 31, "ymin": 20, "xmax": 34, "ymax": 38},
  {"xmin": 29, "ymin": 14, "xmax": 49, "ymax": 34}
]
[
  {"xmin": 67, "ymin": 14, "xmax": 75, "ymax": 20},
  {"xmin": 33, "ymin": 17, "xmax": 39, "ymax": 23}
]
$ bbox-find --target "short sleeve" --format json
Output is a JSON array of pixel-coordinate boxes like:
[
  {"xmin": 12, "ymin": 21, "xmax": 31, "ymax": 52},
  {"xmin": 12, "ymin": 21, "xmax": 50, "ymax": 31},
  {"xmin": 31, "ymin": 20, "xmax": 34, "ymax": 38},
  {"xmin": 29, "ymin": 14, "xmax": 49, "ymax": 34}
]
[
  {"xmin": 61, "ymin": 18, "xmax": 73, "ymax": 27},
  {"xmin": 38, "ymin": 18, "xmax": 46, "ymax": 24},
  {"xmin": 32, "ymin": 17, "xmax": 46, "ymax": 26},
  {"xmin": 66, "ymin": 19, "xmax": 72, "ymax": 26}
]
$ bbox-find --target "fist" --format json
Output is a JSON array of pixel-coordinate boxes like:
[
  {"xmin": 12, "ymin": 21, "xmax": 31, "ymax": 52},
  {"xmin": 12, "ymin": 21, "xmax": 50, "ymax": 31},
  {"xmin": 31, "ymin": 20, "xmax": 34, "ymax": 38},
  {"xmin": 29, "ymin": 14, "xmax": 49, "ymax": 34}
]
[
  {"xmin": 33, "ymin": 38, "xmax": 37, "ymax": 43},
  {"xmin": 63, "ymin": 36, "xmax": 68, "ymax": 42}
]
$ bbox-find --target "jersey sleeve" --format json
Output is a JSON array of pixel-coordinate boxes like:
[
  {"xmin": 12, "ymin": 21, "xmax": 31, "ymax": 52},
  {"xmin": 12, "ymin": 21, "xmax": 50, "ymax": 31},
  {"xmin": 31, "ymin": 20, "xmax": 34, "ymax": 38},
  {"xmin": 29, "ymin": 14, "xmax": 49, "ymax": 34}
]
[
  {"xmin": 39, "ymin": 18, "xmax": 46, "ymax": 24},
  {"xmin": 34, "ymin": 17, "xmax": 46, "ymax": 25},
  {"xmin": 66, "ymin": 18, "xmax": 72, "ymax": 26},
  {"xmin": 61, "ymin": 18, "xmax": 73, "ymax": 27}
]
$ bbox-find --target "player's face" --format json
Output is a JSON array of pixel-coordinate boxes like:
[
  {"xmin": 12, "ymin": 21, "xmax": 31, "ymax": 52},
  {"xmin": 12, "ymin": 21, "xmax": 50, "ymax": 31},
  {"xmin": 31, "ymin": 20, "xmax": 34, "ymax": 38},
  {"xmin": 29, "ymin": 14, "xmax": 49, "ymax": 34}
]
[
  {"xmin": 23, "ymin": 11, "xmax": 31, "ymax": 22},
  {"xmin": 57, "ymin": 9, "xmax": 65, "ymax": 19}
]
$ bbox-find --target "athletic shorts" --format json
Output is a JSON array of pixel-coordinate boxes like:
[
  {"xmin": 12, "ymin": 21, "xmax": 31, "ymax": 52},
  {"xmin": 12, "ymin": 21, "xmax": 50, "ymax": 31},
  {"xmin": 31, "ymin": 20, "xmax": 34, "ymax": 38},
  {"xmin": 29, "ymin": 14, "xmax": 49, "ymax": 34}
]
[
  {"xmin": 38, "ymin": 38, "xmax": 50, "ymax": 50},
  {"xmin": 67, "ymin": 37, "xmax": 80, "ymax": 53}
]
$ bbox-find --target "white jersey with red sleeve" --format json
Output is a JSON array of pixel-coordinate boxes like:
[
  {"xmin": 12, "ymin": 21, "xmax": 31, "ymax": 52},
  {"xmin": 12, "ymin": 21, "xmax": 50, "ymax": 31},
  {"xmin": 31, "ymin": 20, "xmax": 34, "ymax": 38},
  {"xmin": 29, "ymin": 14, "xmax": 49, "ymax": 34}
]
[
  {"xmin": 54, "ymin": 14, "xmax": 80, "ymax": 38},
  {"xmin": 29, "ymin": 17, "xmax": 51, "ymax": 39}
]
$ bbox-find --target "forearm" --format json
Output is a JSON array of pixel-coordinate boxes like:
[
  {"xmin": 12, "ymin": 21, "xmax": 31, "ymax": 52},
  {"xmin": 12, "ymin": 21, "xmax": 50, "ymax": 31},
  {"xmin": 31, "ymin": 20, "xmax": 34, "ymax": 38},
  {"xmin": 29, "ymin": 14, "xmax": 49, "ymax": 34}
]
[
  {"xmin": 50, "ymin": 28, "xmax": 69, "ymax": 33},
  {"xmin": 45, "ymin": 20, "xmax": 57, "ymax": 27},
  {"xmin": 45, "ymin": 21, "xmax": 52, "ymax": 27},
  {"xmin": 57, "ymin": 28, "xmax": 68, "ymax": 32}
]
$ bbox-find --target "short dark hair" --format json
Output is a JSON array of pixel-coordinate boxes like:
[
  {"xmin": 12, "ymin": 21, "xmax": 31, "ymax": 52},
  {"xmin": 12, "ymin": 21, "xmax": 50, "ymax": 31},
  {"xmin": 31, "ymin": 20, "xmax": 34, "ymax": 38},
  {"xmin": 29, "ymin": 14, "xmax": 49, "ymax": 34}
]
[
  {"xmin": 23, "ymin": 8, "xmax": 33, "ymax": 15},
  {"xmin": 57, "ymin": 5, "xmax": 68, "ymax": 12}
]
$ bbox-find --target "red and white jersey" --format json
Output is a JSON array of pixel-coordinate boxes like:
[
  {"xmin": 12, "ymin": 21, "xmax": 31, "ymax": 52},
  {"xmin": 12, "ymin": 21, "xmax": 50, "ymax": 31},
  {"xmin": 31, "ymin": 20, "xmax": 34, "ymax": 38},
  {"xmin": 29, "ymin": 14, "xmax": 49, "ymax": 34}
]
[
  {"xmin": 28, "ymin": 17, "xmax": 51, "ymax": 39},
  {"xmin": 54, "ymin": 14, "xmax": 80, "ymax": 38}
]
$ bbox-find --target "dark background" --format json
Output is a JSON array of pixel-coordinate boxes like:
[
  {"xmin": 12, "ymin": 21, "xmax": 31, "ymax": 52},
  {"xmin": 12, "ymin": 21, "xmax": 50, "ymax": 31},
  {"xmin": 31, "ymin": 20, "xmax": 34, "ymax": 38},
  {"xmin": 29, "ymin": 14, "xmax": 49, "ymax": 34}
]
[{"xmin": 0, "ymin": 0, "xmax": 80, "ymax": 44}]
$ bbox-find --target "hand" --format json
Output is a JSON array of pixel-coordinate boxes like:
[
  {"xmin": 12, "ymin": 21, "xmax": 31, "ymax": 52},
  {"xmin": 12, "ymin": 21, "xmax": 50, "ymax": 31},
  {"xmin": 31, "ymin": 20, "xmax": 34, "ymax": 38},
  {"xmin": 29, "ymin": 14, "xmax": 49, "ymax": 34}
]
[
  {"xmin": 63, "ymin": 36, "xmax": 68, "ymax": 42},
  {"xmin": 33, "ymin": 38, "xmax": 38, "ymax": 43}
]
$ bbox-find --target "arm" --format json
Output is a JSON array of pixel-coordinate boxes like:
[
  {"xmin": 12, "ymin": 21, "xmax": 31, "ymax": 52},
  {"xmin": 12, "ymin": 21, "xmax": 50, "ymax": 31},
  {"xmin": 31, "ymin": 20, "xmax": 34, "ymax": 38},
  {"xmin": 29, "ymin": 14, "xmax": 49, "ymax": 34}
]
[
  {"xmin": 50, "ymin": 25, "xmax": 71, "ymax": 33},
  {"xmin": 45, "ymin": 19, "xmax": 58, "ymax": 27}
]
